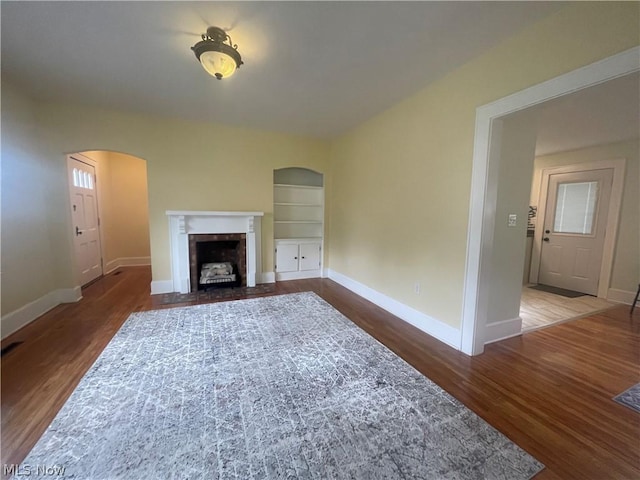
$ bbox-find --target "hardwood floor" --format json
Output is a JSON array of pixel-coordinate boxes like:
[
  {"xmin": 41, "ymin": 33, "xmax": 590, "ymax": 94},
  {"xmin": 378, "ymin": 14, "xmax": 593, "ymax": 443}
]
[{"xmin": 2, "ymin": 266, "xmax": 639, "ymax": 479}]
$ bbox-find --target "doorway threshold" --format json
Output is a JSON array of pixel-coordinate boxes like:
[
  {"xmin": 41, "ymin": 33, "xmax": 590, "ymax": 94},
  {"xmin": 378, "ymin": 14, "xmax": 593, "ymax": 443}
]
[{"xmin": 520, "ymin": 285, "xmax": 615, "ymax": 332}]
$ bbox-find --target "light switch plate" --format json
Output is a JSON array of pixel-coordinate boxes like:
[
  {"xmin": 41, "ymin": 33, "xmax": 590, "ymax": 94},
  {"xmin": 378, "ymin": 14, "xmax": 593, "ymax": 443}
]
[{"xmin": 508, "ymin": 214, "xmax": 517, "ymax": 227}]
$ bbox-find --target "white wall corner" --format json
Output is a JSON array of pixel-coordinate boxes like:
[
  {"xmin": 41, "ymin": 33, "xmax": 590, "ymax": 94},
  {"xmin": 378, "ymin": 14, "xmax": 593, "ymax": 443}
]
[
  {"xmin": 607, "ymin": 288, "xmax": 637, "ymax": 305},
  {"xmin": 1, "ymin": 286, "xmax": 81, "ymax": 340},
  {"xmin": 322, "ymin": 268, "xmax": 330, "ymax": 278},
  {"xmin": 104, "ymin": 259, "xmax": 121, "ymax": 275},
  {"xmin": 57, "ymin": 286, "xmax": 83, "ymax": 303},
  {"xmin": 258, "ymin": 272, "xmax": 276, "ymax": 284},
  {"xmin": 150, "ymin": 280, "xmax": 174, "ymax": 295},
  {"xmin": 483, "ymin": 317, "xmax": 523, "ymax": 345},
  {"xmin": 327, "ymin": 269, "xmax": 461, "ymax": 350}
]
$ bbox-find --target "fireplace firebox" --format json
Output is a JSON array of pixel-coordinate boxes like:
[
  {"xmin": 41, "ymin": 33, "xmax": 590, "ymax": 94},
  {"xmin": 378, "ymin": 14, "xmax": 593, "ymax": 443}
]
[{"xmin": 189, "ymin": 233, "xmax": 247, "ymax": 291}]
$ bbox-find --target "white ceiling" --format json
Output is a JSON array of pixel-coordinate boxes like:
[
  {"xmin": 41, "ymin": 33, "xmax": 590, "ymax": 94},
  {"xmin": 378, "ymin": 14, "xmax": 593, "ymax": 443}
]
[
  {"xmin": 2, "ymin": 1, "xmax": 563, "ymax": 138},
  {"xmin": 2, "ymin": 2, "xmax": 637, "ymax": 153},
  {"xmin": 533, "ymin": 72, "xmax": 640, "ymax": 156}
]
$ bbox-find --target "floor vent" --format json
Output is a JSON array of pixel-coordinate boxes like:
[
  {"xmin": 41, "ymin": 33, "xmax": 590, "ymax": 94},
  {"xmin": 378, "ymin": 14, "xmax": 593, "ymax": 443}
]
[{"xmin": 1, "ymin": 341, "xmax": 24, "ymax": 357}]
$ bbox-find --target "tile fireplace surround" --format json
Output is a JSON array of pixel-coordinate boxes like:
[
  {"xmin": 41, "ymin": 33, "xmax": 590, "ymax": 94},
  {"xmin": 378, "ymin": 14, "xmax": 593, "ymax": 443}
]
[{"xmin": 166, "ymin": 211, "xmax": 264, "ymax": 294}]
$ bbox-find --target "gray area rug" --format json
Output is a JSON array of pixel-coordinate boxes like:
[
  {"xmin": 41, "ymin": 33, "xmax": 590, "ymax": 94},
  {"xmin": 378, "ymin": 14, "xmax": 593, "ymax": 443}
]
[
  {"xmin": 614, "ymin": 383, "xmax": 640, "ymax": 413},
  {"xmin": 22, "ymin": 292, "xmax": 544, "ymax": 479}
]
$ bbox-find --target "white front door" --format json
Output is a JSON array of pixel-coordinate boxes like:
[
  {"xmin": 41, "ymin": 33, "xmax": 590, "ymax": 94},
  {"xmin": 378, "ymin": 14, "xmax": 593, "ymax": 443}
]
[
  {"xmin": 538, "ymin": 168, "xmax": 613, "ymax": 295},
  {"xmin": 67, "ymin": 156, "xmax": 103, "ymax": 286}
]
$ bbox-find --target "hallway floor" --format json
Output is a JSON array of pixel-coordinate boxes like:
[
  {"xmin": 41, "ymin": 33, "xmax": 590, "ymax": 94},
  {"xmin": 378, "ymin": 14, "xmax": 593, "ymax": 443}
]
[{"xmin": 520, "ymin": 284, "xmax": 616, "ymax": 331}]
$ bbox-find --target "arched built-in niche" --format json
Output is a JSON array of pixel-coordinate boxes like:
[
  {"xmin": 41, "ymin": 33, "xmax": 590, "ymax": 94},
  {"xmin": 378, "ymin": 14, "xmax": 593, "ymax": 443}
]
[{"xmin": 273, "ymin": 168, "xmax": 324, "ymax": 280}]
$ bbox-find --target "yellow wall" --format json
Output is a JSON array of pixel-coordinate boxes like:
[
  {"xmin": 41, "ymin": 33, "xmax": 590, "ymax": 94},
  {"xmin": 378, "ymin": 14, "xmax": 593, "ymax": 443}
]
[
  {"xmin": 28, "ymin": 102, "xmax": 329, "ymax": 287},
  {"xmin": 1, "ymin": 82, "xmax": 58, "ymax": 315},
  {"xmin": 485, "ymin": 113, "xmax": 537, "ymax": 325},
  {"xmin": 84, "ymin": 150, "xmax": 151, "ymax": 270},
  {"xmin": 531, "ymin": 139, "xmax": 639, "ymax": 292},
  {"xmin": 2, "ymin": 2, "xmax": 637, "ymax": 334},
  {"xmin": 328, "ymin": 2, "xmax": 640, "ymax": 328}
]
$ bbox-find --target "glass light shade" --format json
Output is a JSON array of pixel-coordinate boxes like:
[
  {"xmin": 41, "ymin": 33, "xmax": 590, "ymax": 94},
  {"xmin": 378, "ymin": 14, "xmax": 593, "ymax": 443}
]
[{"xmin": 199, "ymin": 51, "xmax": 238, "ymax": 79}]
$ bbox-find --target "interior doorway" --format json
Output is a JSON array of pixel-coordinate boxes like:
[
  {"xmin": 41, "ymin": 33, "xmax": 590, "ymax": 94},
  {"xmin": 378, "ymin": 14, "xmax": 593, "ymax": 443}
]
[
  {"xmin": 530, "ymin": 160, "xmax": 626, "ymax": 295},
  {"xmin": 461, "ymin": 47, "xmax": 639, "ymax": 355},
  {"xmin": 521, "ymin": 159, "xmax": 626, "ymax": 332},
  {"xmin": 68, "ymin": 150, "xmax": 151, "ymax": 287}
]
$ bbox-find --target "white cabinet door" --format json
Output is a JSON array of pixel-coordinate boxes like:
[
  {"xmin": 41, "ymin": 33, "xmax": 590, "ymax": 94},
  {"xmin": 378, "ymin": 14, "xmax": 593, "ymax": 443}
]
[
  {"xmin": 299, "ymin": 243, "xmax": 320, "ymax": 271},
  {"xmin": 276, "ymin": 244, "xmax": 299, "ymax": 273}
]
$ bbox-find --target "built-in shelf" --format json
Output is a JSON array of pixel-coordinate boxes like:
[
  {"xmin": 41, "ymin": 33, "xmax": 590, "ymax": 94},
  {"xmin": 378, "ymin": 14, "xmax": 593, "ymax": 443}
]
[{"xmin": 273, "ymin": 168, "xmax": 324, "ymax": 280}]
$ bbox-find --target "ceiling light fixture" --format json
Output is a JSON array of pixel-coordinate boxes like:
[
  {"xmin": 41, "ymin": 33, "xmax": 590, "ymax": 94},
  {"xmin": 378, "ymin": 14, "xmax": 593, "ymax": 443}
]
[{"xmin": 191, "ymin": 26, "xmax": 243, "ymax": 80}]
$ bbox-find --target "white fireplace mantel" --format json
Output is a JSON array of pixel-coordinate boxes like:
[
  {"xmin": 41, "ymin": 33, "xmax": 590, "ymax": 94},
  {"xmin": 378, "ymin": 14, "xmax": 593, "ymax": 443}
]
[{"xmin": 166, "ymin": 210, "xmax": 264, "ymax": 293}]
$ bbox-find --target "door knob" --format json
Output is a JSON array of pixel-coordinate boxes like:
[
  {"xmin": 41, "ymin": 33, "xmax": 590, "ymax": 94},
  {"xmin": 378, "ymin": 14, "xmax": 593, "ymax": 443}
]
[
  {"xmin": 76, "ymin": 226, "xmax": 83, "ymax": 236},
  {"xmin": 545, "ymin": 229, "xmax": 550, "ymax": 234},
  {"xmin": 543, "ymin": 237, "xmax": 549, "ymax": 242}
]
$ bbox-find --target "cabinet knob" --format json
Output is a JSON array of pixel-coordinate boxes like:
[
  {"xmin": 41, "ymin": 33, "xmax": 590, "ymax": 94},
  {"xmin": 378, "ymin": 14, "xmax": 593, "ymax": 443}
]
[
  {"xmin": 294, "ymin": 256, "xmax": 298, "ymax": 260},
  {"xmin": 301, "ymin": 256, "xmax": 305, "ymax": 259}
]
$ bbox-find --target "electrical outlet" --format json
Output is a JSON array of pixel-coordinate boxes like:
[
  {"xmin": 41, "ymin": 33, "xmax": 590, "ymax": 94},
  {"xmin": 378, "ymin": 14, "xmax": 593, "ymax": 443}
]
[
  {"xmin": 414, "ymin": 282, "xmax": 421, "ymax": 295},
  {"xmin": 508, "ymin": 214, "xmax": 517, "ymax": 227}
]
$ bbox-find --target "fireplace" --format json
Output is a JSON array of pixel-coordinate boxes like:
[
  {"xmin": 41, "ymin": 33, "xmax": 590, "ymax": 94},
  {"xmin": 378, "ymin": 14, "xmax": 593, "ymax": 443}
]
[
  {"xmin": 189, "ymin": 233, "xmax": 246, "ymax": 291},
  {"xmin": 164, "ymin": 211, "xmax": 264, "ymax": 294}
]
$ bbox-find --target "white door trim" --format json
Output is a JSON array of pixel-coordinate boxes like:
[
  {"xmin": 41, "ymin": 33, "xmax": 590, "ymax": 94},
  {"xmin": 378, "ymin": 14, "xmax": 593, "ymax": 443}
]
[
  {"xmin": 461, "ymin": 45, "xmax": 639, "ymax": 356},
  {"xmin": 529, "ymin": 159, "xmax": 626, "ymax": 298}
]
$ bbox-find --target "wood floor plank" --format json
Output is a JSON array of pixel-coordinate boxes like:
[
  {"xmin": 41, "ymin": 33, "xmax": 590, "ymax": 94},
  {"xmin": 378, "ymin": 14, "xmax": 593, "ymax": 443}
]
[{"xmin": 1, "ymin": 266, "xmax": 638, "ymax": 479}]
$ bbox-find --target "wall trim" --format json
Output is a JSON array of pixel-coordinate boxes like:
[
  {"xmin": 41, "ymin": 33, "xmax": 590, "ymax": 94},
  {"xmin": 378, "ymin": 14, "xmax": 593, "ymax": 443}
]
[
  {"xmin": 275, "ymin": 270, "xmax": 321, "ymax": 281},
  {"xmin": 484, "ymin": 317, "xmax": 523, "ymax": 345},
  {"xmin": 105, "ymin": 256, "xmax": 151, "ymax": 275},
  {"xmin": 150, "ymin": 280, "xmax": 173, "ymax": 295},
  {"xmin": 607, "ymin": 288, "xmax": 636, "ymax": 305},
  {"xmin": 327, "ymin": 269, "xmax": 461, "ymax": 350},
  {"xmin": 258, "ymin": 272, "xmax": 276, "ymax": 284},
  {"xmin": 1, "ymin": 287, "xmax": 83, "ymax": 340},
  {"xmin": 461, "ymin": 46, "xmax": 640, "ymax": 356}
]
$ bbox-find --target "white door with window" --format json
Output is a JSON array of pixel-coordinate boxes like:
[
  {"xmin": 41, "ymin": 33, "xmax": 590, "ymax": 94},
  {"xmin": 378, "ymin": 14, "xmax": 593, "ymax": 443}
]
[
  {"xmin": 68, "ymin": 156, "xmax": 103, "ymax": 286},
  {"xmin": 538, "ymin": 169, "xmax": 613, "ymax": 295}
]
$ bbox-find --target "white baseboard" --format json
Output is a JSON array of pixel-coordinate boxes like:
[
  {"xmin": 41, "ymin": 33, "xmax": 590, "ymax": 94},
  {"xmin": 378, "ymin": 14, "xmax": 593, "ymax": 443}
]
[
  {"xmin": 327, "ymin": 269, "xmax": 461, "ymax": 350},
  {"xmin": 1, "ymin": 287, "xmax": 83, "ymax": 340},
  {"xmin": 276, "ymin": 270, "xmax": 321, "ymax": 281},
  {"xmin": 322, "ymin": 268, "xmax": 330, "ymax": 278},
  {"xmin": 105, "ymin": 256, "xmax": 151, "ymax": 275},
  {"xmin": 607, "ymin": 288, "xmax": 637, "ymax": 305},
  {"xmin": 483, "ymin": 317, "xmax": 522, "ymax": 345},
  {"xmin": 257, "ymin": 272, "xmax": 276, "ymax": 284},
  {"xmin": 150, "ymin": 280, "xmax": 173, "ymax": 295}
]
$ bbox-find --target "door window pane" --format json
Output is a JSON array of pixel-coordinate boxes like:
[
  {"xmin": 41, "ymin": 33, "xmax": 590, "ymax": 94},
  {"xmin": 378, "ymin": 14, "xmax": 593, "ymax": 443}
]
[{"xmin": 553, "ymin": 181, "xmax": 598, "ymax": 234}]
